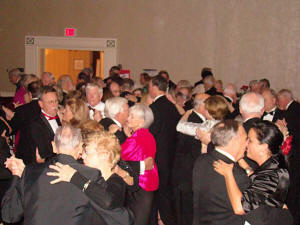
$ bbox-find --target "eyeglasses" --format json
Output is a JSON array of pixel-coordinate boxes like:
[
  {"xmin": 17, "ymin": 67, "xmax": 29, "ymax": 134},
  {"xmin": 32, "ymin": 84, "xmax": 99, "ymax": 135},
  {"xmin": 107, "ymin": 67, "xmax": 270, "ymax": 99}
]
[{"xmin": 82, "ymin": 143, "xmax": 99, "ymax": 155}]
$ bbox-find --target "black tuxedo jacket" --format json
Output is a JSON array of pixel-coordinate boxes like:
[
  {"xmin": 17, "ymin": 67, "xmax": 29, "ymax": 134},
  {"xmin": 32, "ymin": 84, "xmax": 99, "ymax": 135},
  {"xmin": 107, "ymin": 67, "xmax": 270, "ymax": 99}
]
[
  {"xmin": 9, "ymin": 100, "xmax": 41, "ymax": 133},
  {"xmin": 1, "ymin": 154, "xmax": 102, "ymax": 225},
  {"xmin": 9, "ymin": 100, "xmax": 41, "ymax": 164},
  {"xmin": 205, "ymin": 87, "xmax": 223, "ymax": 96},
  {"xmin": 149, "ymin": 95, "xmax": 181, "ymax": 181},
  {"xmin": 261, "ymin": 107, "xmax": 285, "ymax": 123},
  {"xmin": 18, "ymin": 113, "xmax": 61, "ymax": 164},
  {"xmin": 0, "ymin": 137, "xmax": 12, "ymax": 213},
  {"xmin": 285, "ymin": 101, "xmax": 300, "ymax": 162},
  {"xmin": 100, "ymin": 118, "xmax": 127, "ymax": 144},
  {"xmin": 193, "ymin": 149, "xmax": 250, "ymax": 225},
  {"xmin": 224, "ymin": 97, "xmax": 240, "ymax": 119},
  {"xmin": 173, "ymin": 111, "xmax": 203, "ymax": 189}
]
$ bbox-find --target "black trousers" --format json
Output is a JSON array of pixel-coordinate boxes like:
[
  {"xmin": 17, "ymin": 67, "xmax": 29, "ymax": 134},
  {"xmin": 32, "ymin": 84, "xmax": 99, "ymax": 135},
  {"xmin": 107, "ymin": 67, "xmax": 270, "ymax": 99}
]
[
  {"xmin": 174, "ymin": 184, "xmax": 193, "ymax": 225},
  {"xmin": 150, "ymin": 168, "xmax": 176, "ymax": 225},
  {"xmin": 131, "ymin": 188, "xmax": 154, "ymax": 225}
]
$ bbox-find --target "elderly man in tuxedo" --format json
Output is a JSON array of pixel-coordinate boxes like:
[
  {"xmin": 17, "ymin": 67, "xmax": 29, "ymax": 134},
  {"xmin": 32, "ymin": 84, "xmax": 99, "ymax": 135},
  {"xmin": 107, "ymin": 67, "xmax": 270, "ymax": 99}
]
[
  {"xmin": 261, "ymin": 89, "xmax": 284, "ymax": 122},
  {"xmin": 148, "ymin": 75, "xmax": 181, "ymax": 225},
  {"xmin": 193, "ymin": 120, "xmax": 250, "ymax": 225},
  {"xmin": 86, "ymin": 83, "xmax": 105, "ymax": 121},
  {"xmin": 277, "ymin": 89, "xmax": 300, "ymax": 224},
  {"xmin": 239, "ymin": 92, "xmax": 264, "ymax": 133},
  {"xmin": 2, "ymin": 125, "xmax": 103, "ymax": 225},
  {"xmin": 20, "ymin": 86, "xmax": 61, "ymax": 164},
  {"xmin": 100, "ymin": 97, "xmax": 129, "ymax": 144}
]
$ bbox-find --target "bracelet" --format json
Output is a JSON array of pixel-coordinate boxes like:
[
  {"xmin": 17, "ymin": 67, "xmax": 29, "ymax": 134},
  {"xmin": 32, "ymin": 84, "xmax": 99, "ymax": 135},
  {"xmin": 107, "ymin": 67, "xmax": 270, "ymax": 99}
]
[
  {"xmin": 245, "ymin": 167, "xmax": 253, "ymax": 175},
  {"xmin": 82, "ymin": 180, "xmax": 91, "ymax": 192}
]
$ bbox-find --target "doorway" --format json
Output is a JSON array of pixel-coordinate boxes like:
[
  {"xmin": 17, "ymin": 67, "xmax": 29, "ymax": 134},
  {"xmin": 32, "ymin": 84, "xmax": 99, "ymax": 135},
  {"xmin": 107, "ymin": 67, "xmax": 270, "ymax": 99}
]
[
  {"xmin": 25, "ymin": 36, "xmax": 117, "ymax": 79},
  {"xmin": 41, "ymin": 49, "xmax": 104, "ymax": 82}
]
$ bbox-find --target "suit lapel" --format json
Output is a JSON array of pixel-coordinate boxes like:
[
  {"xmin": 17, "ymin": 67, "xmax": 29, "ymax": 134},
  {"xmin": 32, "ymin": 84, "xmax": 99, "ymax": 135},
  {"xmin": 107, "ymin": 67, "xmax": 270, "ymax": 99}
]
[
  {"xmin": 56, "ymin": 117, "xmax": 62, "ymax": 126},
  {"xmin": 40, "ymin": 114, "xmax": 55, "ymax": 136}
]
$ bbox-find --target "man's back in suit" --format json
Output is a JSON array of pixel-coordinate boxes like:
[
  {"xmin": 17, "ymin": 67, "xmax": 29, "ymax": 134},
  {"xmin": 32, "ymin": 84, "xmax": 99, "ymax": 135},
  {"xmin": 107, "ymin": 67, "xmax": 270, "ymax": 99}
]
[
  {"xmin": 193, "ymin": 150, "xmax": 249, "ymax": 225},
  {"xmin": 2, "ymin": 154, "xmax": 100, "ymax": 225},
  {"xmin": 149, "ymin": 95, "xmax": 180, "ymax": 171}
]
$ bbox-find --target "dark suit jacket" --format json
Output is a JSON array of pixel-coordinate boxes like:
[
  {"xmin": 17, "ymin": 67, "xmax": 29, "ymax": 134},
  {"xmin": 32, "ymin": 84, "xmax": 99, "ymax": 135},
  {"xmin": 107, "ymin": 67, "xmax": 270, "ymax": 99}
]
[
  {"xmin": 100, "ymin": 118, "xmax": 127, "ymax": 144},
  {"xmin": 9, "ymin": 100, "xmax": 41, "ymax": 134},
  {"xmin": 1, "ymin": 154, "xmax": 102, "ymax": 225},
  {"xmin": 285, "ymin": 101, "xmax": 300, "ymax": 160},
  {"xmin": 261, "ymin": 107, "xmax": 285, "ymax": 123},
  {"xmin": 0, "ymin": 137, "xmax": 12, "ymax": 216},
  {"xmin": 193, "ymin": 149, "xmax": 250, "ymax": 225},
  {"xmin": 9, "ymin": 100, "xmax": 41, "ymax": 163},
  {"xmin": 205, "ymin": 87, "xmax": 223, "ymax": 96},
  {"xmin": 18, "ymin": 113, "xmax": 61, "ymax": 164},
  {"xmin": 173, "ymin": 111, "xmax": 203, "ymax": 189},
  {"xmin": 149, "ymin": 95, "xmax": 181, "ymax": 183}
]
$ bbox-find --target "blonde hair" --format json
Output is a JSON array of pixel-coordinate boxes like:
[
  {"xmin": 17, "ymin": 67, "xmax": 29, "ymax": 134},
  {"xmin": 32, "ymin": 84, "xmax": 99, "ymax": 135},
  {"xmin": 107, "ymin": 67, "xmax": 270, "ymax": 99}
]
[
  {"xmin": 81, "ymin": 122, "xmax": 120, "ymax": 167},
  {"xmin": 204, "ymin": 95, "xmax": 229, "ymax": 120},
  {"xmin": 65, "ymin": 98, "xmax": 90, "ymax": 128},
  {"xmin": 95, "ymin": 131, "xmax": 121, "ymax": 166}
]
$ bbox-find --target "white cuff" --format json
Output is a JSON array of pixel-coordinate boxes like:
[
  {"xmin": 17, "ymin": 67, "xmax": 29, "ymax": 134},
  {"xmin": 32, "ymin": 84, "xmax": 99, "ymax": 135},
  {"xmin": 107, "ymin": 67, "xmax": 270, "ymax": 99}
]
[{"xmin": 140, "ymin": 161, "xmax": 145, "ymax": 175}]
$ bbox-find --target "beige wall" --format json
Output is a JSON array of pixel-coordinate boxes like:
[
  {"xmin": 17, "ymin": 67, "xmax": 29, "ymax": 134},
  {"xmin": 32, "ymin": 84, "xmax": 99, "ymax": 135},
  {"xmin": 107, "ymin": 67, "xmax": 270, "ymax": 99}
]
[{"xmin": 1, "ymin": 0, "xmax": 300, "ymax": 97}]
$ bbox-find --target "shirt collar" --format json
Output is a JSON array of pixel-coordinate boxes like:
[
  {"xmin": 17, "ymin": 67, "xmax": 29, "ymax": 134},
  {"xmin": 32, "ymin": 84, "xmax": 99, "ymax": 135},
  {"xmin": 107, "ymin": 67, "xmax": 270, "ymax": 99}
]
[
  {"xmin": 154, "ymin": 94, "xmax": 164, "ymax": 102},
  {"xmin": 266, "ymin": 106, "xmax": 276, "ymax": 113},
  {"xmin": 41, "ymin": 109, "xmax": 55, "ymax": 119},
  {"xmin": 224, "ymin": 95, "xmax": 233, "ymax": 102},
  {"xmin": 215, "ymin": 148, "xmax": 236, "ymax": 162},
  {"xmin": 286, "ymin": 100, "xmax": 294, "ymax": 110},
  {"xmin": 193, "ymin": 110, "xmax": 206, "ymax": 122},
  {"xmin": 88, "ymin": 101, "xmax": 102, "ymax": 109},
  {"xmin": 112, "ymin": 118, "xmax": 122, "ymax": 128}
]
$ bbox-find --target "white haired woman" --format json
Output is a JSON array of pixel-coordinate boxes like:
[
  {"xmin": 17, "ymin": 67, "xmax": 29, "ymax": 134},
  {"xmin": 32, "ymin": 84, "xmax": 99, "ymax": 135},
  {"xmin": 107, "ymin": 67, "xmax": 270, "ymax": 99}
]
[{"xmin": 121, "ymin": 103, "xmax": 159, "ymax": 225}]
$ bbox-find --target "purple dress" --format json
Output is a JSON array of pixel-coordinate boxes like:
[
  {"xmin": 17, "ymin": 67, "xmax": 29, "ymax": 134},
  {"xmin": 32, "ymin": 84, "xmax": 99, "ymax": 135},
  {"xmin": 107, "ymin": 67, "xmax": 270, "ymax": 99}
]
[
  {"xmin": 121, "ymin": 128, "xmax": 159, "ymax": 191},
  {"xmin": 13, "ymin": 86, "xmax": 26, "ymax": 105}
]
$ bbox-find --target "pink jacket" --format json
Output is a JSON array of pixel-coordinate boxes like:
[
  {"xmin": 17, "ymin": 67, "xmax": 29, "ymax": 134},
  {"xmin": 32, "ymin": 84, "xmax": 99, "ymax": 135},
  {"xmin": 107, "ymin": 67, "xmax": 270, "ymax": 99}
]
[{"xmin": 121, "ymin": 128, "xmax": 159, "ymax": 191}]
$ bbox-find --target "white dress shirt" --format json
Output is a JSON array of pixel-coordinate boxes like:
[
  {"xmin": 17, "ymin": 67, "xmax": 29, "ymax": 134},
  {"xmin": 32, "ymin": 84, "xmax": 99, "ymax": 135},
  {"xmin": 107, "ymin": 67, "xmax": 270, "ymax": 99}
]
[
  {"xmin": 88, "ymin": 101, "xmax": 105, "ymax": 120},
  {"xmin": 262, "ymin": 107, "xmax": 276, "ymax": 122},
  {"xmin": 42, "ymin": 110, "xmax": 59, "ymax": 134}
]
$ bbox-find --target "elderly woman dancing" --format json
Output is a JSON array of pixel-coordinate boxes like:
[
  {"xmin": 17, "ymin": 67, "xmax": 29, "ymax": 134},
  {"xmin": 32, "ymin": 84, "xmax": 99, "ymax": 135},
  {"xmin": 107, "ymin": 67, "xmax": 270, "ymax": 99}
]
[{"xmin": 121, "ymin": 103, "xmax": 159, "ymax": 225}]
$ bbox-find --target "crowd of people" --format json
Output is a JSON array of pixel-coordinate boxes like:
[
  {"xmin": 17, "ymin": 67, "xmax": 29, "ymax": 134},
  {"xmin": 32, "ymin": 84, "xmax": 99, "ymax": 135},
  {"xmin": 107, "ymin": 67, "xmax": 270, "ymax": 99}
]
[{"xmin": 0, "ymin": 66, "xmax": 299, "ymax": 225}]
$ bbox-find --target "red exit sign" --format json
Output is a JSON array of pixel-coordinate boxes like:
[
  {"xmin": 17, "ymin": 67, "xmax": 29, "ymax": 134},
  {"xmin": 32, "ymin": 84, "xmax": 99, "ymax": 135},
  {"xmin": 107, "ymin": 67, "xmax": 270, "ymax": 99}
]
[{"xmin": 64, "ymin": 28, "xmax": 77, "ymax": 37}]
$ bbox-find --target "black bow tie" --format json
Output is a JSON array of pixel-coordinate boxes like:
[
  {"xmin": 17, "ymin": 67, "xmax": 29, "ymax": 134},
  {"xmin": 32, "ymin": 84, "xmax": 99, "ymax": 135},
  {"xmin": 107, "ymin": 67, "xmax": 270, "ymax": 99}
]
[
  {"xmin": 88, "ymin": 105, "xmax": 95, "ymax": 112},
  {"xmin": 265, "ymin": 110, "xmax": 275, "ymax": 116}
]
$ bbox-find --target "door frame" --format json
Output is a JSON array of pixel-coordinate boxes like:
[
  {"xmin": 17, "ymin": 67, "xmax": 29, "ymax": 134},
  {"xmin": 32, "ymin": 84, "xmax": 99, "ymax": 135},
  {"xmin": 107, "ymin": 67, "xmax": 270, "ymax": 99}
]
[{"xmin": 25, "ymin": 36, "xmax": 117, "ymax": 78}]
